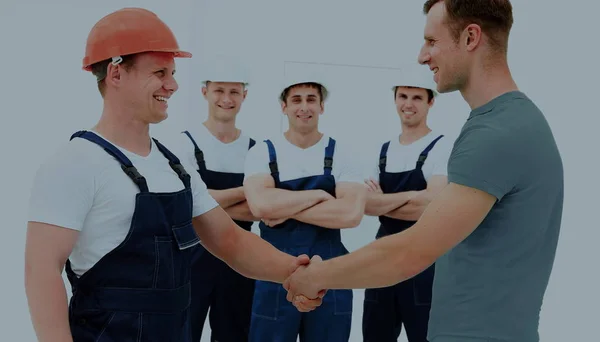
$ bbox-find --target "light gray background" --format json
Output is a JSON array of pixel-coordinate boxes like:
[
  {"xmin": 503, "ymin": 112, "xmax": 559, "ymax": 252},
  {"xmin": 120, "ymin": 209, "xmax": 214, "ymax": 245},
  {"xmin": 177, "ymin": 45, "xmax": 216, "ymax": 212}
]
[{"xmin": 0, "ymin": 0, "xmax": 598, "ymax": 341}]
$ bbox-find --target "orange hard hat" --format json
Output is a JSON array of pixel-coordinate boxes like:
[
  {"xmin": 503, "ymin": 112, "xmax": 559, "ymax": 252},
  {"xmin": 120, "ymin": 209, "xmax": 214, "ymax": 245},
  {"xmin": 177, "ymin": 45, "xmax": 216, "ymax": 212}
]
[{"xmin": 82, "ymin": 7, "xmax": 192, "ymax": 71}]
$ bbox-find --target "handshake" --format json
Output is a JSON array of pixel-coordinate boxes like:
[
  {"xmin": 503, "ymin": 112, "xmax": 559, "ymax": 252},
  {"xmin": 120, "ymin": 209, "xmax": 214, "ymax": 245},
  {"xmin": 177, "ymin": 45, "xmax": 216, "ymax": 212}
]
[{"xmin": 283, "ymin": 254, "xmax": 328, "ymax": 312}]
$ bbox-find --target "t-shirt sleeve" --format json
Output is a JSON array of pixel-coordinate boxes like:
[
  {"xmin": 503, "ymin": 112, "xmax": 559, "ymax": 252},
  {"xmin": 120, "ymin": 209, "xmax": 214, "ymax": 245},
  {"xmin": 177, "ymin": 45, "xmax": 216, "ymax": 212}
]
[
  {"xmin": 448, "ymin": 126, "xmax": 520, "ymax": 201},
  {"xmin": 428, "ymin": 136, "xmax": 454, "ymax": 178},
  {"xmin": 190, "ymin": 170, "xmax": 219, "ymax": 218},
  {"xmin": 243, "ymin": 141, "xmax": 271, "ymax": 180},
  {"xmin": 335, "ymin": 145, "xmax": 366, "ymax": 184},
  {"xmin": 27, "ymin": 150, "xmax": 95, "ymax": 231}
]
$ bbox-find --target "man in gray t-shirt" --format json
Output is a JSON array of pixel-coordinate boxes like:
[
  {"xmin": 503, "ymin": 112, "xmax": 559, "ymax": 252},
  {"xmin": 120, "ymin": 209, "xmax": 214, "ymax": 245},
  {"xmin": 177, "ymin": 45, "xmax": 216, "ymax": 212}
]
[
  {"xmin": 282, "ymin": 1, "xmax": 563, "ymax": 342},
  {"xmin": 426, "ymin": 90, "xmax": 564, "ymax": 342}
]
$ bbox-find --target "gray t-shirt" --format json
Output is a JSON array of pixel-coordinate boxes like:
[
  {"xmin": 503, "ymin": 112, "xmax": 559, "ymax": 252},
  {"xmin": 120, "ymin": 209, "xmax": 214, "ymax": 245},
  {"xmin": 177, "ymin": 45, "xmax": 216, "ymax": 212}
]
[{"xmin": 427, "ymin": 91, "xmax": 564, "ymax": 342}]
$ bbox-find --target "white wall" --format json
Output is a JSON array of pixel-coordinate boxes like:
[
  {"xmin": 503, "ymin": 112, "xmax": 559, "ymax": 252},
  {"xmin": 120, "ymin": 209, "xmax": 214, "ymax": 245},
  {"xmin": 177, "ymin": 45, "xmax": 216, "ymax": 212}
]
[{"xmin": 1, "ymin": 0, "xmax": 598, "ymax": 341}]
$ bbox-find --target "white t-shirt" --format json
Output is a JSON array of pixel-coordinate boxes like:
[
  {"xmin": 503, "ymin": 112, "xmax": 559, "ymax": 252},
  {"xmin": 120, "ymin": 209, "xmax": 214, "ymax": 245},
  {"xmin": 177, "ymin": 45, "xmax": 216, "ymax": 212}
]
[
  {"xmin": 369, "ymin": 131, "xmax": 453, "ymax": 181},
  {"xmin": 165, "ymin": 124, "xmax": 255, "ymax": 175},
  {"xmin": 244, "ymin": 134, "xmax": 364, "ymax": 184},
  {"xmin": 27, "ymin": 131, "xmax": 219, "ymax": 277}
]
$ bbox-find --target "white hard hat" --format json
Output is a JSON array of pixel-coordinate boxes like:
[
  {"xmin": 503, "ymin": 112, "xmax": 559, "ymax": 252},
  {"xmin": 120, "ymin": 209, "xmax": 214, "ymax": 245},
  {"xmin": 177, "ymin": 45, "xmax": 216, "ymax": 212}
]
[
  {"xmin": 199, "ymin": 54, "xmax": 250, "ymax": 86},
  {"xmin": 278, "ymin": 72, "xmax": 329, "ymax": 102},
  {"xmin": 391, "ymin": 65, "xmax": 438, "ymax": 98}
]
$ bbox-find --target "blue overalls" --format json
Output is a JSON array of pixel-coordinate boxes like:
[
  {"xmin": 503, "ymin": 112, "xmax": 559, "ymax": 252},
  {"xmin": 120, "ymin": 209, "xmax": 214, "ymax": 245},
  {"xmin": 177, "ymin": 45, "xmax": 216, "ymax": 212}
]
[
  {"xmin": 65, "ymin": 130, "xmax": 199, "ymax": 342},
  {"xmin": 362, "ymin": 135, "xmax": 444, "ymax": 342},
  {"xmin": 182, "ymin": 130, "xmax": 256, "ymax": 342},
  {"xmin": 249, "ymin": 137, "xmax": 353, "ymax": 342}
]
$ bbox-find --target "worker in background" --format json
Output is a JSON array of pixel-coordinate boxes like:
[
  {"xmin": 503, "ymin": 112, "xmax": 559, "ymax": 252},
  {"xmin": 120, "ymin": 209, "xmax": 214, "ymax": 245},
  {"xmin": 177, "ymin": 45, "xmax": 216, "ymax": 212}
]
[
  {"xmin": 168, "ymin": 56, "xmax": 259, "ymax": 342},
  {"xmin": 361, "ymin": 65, "xmax": 452, "ymax": 342},
  {"xmin": 243, "ymin": 75, "xmax": 367, "ymax": 342},
  {"xmin": 23, "ymin": 8, "xmax": 322, "ymax": 342},
  {"xmin": 283, "ymin": 1, "xmax": 564, "ymax": 341}
]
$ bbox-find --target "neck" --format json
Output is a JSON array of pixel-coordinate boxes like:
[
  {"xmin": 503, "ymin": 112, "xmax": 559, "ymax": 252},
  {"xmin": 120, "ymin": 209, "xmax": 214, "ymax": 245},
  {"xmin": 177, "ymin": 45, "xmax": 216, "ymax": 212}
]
[
  {"xmin": 284, "ymin": 129, "xmax": 323, "ymax": 149},
  {"xmin": 93, "ymin": 102, "xmax": 152, "ymax": 157},
  {"xmin": 461, "ymin": 57, "xmax": 519, "ymax": 110},
  {"xmin": 399, "ymin": 124, "xmax": 431, "ymax": 145},
  {"xmin": 203, "ymin": 117, "xmax": 240, "ymax": 143}
]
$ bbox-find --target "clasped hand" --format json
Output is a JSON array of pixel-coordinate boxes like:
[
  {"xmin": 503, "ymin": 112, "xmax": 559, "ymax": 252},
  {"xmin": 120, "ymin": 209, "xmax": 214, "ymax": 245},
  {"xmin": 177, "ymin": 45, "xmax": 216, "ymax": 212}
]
[{"xmin": 284, "ymin": 254, "xmax": 327, "ymax": 312}]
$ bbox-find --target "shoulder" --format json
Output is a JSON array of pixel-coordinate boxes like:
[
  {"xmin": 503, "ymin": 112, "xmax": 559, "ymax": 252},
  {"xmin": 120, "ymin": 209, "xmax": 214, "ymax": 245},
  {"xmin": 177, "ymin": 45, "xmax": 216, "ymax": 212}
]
[{"xmin": 36, "ymin": 138, "xmax": 108, "ymax": 178}]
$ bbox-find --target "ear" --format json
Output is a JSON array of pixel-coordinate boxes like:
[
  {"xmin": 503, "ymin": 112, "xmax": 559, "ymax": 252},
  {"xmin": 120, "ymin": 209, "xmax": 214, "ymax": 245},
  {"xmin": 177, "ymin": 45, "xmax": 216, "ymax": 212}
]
[
  {"xmin": 429, "ymin": 96, "xmax": 435, "ymax": 107},
  {"xmin": 105, "ymin": 63, "xmax": 123, "ymax": 89},
  {"xmin": 201, "ymin": 86, "xmax": 208, "ymax": 98},
  {"xmin": 243, "ymin": 89, "xmax": 248, "ymax": 100},
  {"xmin": 280, "ymin": 100, "xmax": 287, "ymax": 113},
  {"xmin": 464, "ymin": 24, "xmax": 482, "ymax": 51}
]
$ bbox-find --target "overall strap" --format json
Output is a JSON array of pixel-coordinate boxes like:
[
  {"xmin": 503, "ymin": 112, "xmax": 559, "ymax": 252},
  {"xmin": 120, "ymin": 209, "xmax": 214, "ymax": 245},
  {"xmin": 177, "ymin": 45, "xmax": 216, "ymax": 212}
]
[
  {"xmin": 153, "ymin": 138, "xmax": 192, "ymax": 189},
  {"xmin": 249, "ymin": 138, "xmax": 256, "ymax": 149},
  {"xmin": 378, "ymin": 141, "xmax": 391, "ymax": 173},
  {"xmin": 416, "ymin": 134, "xmax": 444, "ymax": 169},
  {"xmin": 264, "ymin": 139, "xmax": 280, "ymax": 184},
  {"xmin": 323, "ymin": 137, "xmax": 336, "ymax": 176},
  {"xmin": 182, "ymin": 130, "xmax": 206, "ymax": 173},
  {"xmin": 70, "ymin": 130, "xmax": 149, "ymax": 192}
]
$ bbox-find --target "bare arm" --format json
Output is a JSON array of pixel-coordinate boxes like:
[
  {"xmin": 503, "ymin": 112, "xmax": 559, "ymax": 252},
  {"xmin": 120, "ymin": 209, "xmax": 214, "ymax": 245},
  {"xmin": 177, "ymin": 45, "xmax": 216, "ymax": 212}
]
[
  {"xmin": 208, "ymin": 187, "xmax": 246, "ymax": 209},
  {"xmin": 364, "ymin": 190, "xmax": 417, "ymax": 216},
  {"xmin": 385, "ymin": 175, "xmax": 448, "ymax": 221},
  {"xmin": 284, "ymin": 182, "xmax": 497, "ymax": 296},
  {"xmin": 225, "ymin": 200, "xmax": 260, "ymax": 222},
  {"xmin": 192, "ymin": 206, "xmax": 301, "ymax": 283},
  {"xmin": 243, "ymin": 174, "xmax": 331, "ymax": 219},
  {"xmin": 292, "ymin": 182, "xmax": 367, "ymax": 229},
  {"xmin": 25, "ymin": 222, "xmax": 78, "ymax": 342}
]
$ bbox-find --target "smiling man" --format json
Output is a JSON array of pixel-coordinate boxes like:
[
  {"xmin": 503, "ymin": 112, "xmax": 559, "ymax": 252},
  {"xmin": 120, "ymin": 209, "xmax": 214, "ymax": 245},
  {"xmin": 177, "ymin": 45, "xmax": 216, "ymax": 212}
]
[
  {"xmin": 362, "ymin": 65, "xmax": 452, "ymax": 342},
  {"xmin": 24, "ymin": 8, "xmax": 321, "ymax": 342},
  {"xmin": 283, "ymin": 1, "xmax": 564, "ymax": 342},
  {"xmin": 243, "ymin": 76, "xmax": 367, "ymax": 342},
  {"xmin": 167, "ymin": 56, "xmax": 260, "ymax": 342}
]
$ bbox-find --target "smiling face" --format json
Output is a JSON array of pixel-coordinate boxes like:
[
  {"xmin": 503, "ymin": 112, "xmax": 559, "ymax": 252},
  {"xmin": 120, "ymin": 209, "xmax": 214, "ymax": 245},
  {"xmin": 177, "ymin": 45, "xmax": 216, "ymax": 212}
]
[
  {"xmin": 106, "ymin": 51, "xmax": 179, "ymax": 124},
  {"xmin": 395, "ymin": 86, "xmax": 434, "ymax": 128},
  {"xmin": 202, "ymin": 81, "xmax": 247, "ymax": 122},
  {"xmin": 281, "ymin": 84, "xmax": 324, "ymax": 134},
  {"xmin": 418, "ymin": 2, "xmax": 470, "ymax": 94}
]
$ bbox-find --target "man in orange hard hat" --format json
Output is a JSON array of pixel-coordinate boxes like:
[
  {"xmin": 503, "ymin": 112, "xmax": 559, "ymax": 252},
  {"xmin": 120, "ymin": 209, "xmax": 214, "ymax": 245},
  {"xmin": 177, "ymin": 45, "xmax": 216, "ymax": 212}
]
[{"xmin": 24, "ymin": 8, "xmax": 322, "ymax": 342}]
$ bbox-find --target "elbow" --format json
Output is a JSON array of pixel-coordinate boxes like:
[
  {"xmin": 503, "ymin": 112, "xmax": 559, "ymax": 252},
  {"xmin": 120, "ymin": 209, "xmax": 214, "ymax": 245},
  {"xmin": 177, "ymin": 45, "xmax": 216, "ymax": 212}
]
[
  {"xmin": 344, "ymin": 196, "xmax": 367, "ymax": 227},
  {"xmin": 345, "ymin": 210, "xmax": 364, "ymax": 227}
]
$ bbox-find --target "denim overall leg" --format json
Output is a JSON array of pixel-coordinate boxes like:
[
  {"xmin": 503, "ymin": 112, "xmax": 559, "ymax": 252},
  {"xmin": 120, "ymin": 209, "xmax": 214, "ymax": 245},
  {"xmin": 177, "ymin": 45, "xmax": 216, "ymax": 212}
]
[
  {"xmin": 66, "ymin": 130, "xmax": 199, "ymax": 342},
  {"xmin": 362, "ymin": 135, "xmax": 444, "ymax": 342},
  {"xmin": 248, "ymin": 138, "xmax": 353, "ymax": 342},
  {"xmin": 182, "ymin": 130, "xmax": 256, "ymax": 342}
]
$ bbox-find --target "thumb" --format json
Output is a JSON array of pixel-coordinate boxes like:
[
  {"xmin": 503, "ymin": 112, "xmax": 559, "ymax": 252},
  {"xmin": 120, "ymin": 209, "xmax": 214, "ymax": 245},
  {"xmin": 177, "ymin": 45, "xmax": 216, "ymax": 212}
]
[
  {"xmin": 296, "ymin": 254, "xmax": 310, "ymax": 266},
  {"xmin": 310, "ymin": 255, "xmax": 323, "ymax": 263}
]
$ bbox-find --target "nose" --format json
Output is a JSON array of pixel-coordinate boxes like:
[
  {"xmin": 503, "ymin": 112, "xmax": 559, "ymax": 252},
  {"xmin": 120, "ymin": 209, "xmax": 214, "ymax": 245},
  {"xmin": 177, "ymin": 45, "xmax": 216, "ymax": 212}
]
[
  {"xmin": 418, "ymin": 44, "xmax": 430, "ymax": 65},
  {"xmin": 221, "ymin": 93, "xmax": 233, "ymax": 104},
  {"xmin": 163, "ymin": 74, "xmax": 178, "ymax": 93}
]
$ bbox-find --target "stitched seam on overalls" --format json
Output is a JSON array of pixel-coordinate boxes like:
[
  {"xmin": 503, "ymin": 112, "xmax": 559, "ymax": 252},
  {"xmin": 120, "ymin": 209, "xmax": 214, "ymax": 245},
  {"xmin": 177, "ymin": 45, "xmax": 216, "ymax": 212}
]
[
  {"xmin": 153, "ymin": 238, "xmax": 160, "ymax": 288},
  {"xmin": 94, "ymin": 312, "xmax": 115, "ymax": 342},
  {"xmin": 137, "ymin": 313, "xmax": 143, "ymax": 342}
]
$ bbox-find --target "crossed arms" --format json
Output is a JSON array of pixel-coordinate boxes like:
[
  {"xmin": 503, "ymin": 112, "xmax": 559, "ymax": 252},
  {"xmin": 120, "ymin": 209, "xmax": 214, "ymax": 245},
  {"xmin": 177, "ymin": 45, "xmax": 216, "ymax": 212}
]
[
  {"xmin": 243, "ymin": 173, "xmax": 367, "ymax": 229},
  {"xmin": 364, "ymin": 175, "xmax": 448, "ymax": 221},
  {"xmin": 208, "ymin": 187, "xmax": 260, "ymax": 222}
]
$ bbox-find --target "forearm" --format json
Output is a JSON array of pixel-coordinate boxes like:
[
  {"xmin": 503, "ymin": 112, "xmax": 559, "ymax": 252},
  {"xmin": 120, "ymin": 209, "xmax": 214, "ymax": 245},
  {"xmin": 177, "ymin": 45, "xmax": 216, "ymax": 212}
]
[
  {"xmin": 248, "ymin": 188, "xmax": 325, "ymax": 219},
  {"xmin": 313, "ymin": 230, "xmax": 428, "ymax": 289},
  {"xmin": 293, "ymin": 197, "xmax": 363, "ymax": 229},
  {"xmin": 365, "ymin": 191, "xmax": 414, "ymax": 216},
  {"xmin": 385, "ymin": 190, "xmax": 431, "ymax": 221},
  {"xmin": 25, "ymin": 269, "xmax": 73, "ymax": 342},
  {"xmin": 209, "ymin": 187, "xmax": 246, "ymax": 209},
  {"xmin": 225, "ymin": 201, "xmax": 260, "ymax": 222},
  {"xmin": 220, "ymin": 229, "xmax": 295, "ymax": 283}
]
